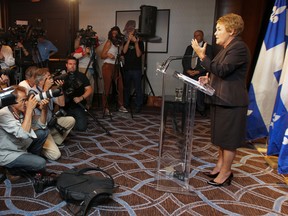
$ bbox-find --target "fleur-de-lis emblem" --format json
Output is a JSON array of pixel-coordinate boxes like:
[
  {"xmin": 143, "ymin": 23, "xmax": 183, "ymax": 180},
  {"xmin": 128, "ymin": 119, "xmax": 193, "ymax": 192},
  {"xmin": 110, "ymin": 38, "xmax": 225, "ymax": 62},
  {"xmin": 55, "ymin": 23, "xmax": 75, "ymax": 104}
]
[{"xmin": 270, "ymin": 5, "xmax": 286, "ymax": 23}]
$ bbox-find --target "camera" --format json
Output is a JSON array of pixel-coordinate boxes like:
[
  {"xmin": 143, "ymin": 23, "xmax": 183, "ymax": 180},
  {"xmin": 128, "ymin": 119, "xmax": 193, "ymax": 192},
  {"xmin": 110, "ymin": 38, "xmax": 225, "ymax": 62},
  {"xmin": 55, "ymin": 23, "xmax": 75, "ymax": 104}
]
[
  {"xmin": 5, "ymin": 24, "xmax": 46, "ymax": 48},
  {"xmin": 63, "ymin": 73, "xmax": 83, "ymax": 97},
  {"xmin": 28, "ymin": 88, "xmax": 62, "ymax": 102},
  {"xmin": 77, "ymin": 25, "xmax": 98, "ymax": 47},
  {"xmin": 0, "ymin": 87, "xmax": 17, "ymax": 108},
  {"xmin": 33, "ymin": 173, "xmax": 57, "ymax": 193},
  {"xmin": 112, "ymin": 33, "xmax": 125, "ymax": 47},
  {"xmin": 48, "ymin": 109, "xmax": 67, "ymax": 135},
  {"xmin": 52, "ymin": 70, "xmax": 68, "ymax": 81}
]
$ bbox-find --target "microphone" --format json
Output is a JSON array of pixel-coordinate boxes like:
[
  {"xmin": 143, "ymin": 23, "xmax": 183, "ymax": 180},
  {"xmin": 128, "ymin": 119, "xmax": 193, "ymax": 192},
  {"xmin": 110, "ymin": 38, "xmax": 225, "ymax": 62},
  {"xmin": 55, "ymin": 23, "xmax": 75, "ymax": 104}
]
[{"xmin": 157, "ymin": 55, "xmax": 194, "ymax": 74}]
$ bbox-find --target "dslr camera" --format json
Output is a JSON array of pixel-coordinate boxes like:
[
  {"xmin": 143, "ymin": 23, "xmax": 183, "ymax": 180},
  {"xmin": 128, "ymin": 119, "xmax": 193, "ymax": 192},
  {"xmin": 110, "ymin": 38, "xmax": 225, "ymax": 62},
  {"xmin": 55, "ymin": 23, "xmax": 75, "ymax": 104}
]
[
  {"xmin": 64, "ymin": 73, "xmax": 83, "ymax": 97},
  {"xmin": 33, "ymin": 173, "xmax": 57, "ymax": 193},
  {"xmin": 48, "ymin": 109, "xmax": 67, "ymax": 135},
  {"xmin": 28, "ymin": 88, "xmax": 62, "ymax": 102}
]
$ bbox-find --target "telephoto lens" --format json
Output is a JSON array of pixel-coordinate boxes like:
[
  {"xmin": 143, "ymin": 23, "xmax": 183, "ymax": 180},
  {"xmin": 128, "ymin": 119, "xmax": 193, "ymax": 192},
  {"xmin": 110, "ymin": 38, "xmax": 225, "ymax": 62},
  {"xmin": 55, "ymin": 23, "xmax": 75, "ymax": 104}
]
[
  {"xmin": 0, "ymin": 87, "xmax": 17, "ymax": 108},
  {"xmin": 33, "ymin": 88, "xmax": 62, "ymax": 102}
]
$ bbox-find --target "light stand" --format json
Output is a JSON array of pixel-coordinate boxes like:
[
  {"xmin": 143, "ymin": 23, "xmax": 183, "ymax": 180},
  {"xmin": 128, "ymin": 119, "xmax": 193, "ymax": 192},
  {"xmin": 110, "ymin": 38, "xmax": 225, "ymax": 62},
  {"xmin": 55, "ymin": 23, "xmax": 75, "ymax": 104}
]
[{"xmin": 142, "ymin": 40, "xmax": 155, "ymax": 97}]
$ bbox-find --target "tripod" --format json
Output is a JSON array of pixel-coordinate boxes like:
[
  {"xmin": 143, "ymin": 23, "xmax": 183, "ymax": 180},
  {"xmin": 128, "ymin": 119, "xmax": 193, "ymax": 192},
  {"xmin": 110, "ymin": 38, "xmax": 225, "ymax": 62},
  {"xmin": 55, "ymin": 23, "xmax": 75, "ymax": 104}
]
[
  {"xmin": 32, "ymin": 45, "xmax": 44, "ymax": 68},
  {"xmin": 142, "ymin": 40, "xmax": 155, "ymax": 97},
  {"xmin": 77, "ymin": 102, "xmax": 111, "ymax": 136},
  {"xmin": 82, "ymin": 45, "xmax": 102, "ymax": 108}
]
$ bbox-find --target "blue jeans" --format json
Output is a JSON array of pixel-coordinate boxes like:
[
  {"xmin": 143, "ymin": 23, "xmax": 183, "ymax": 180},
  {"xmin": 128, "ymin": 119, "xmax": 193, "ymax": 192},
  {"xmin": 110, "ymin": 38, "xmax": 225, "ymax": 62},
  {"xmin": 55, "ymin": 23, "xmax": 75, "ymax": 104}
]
[
  {"xmin": 124, "ymin": 69, "xmax": 143, "ymax": 108},
  {"xmin": 65, "ymin": 105, "xmax": 88, "ymax": 131},
  {"xmin": 5, "ymin": 129, "xmax": 49, "ymax": 173}
]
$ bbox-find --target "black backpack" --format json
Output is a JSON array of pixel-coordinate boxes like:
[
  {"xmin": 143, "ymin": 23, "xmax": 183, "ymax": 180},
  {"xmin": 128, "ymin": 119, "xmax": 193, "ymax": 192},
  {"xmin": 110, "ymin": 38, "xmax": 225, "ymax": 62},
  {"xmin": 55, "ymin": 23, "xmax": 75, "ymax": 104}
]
[{"xmin": 56, "ymin": 167, "xmax": 115, "ymax": 216}]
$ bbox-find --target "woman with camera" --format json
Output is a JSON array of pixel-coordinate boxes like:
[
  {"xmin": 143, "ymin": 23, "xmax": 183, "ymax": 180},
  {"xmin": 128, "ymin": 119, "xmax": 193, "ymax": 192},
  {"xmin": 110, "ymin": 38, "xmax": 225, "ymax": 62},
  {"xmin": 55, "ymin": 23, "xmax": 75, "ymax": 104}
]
[{"xmin": 101, "ymin": 26, "xmax": 127, "ymax": 115}]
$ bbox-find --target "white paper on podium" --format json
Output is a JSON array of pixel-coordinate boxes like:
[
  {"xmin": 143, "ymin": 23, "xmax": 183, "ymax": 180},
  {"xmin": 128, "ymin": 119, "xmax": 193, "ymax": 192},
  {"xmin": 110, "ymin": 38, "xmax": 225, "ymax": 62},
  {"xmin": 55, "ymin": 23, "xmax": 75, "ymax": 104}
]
[{"xmin": 173, "ymin": 71, "xmax": 215, "ymax": 96}]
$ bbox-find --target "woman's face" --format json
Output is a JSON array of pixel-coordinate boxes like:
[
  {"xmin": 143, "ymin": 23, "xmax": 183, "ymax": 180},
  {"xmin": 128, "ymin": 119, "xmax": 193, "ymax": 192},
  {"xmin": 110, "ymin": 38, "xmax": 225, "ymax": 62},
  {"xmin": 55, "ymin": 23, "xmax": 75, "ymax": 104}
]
[
  {"xmin": 111, "ymin": 30, "xmax": 118, "ymax": 38},
  {"xmin": 214, "ymin": 23, "xmax": 233, "ymax": 47}
]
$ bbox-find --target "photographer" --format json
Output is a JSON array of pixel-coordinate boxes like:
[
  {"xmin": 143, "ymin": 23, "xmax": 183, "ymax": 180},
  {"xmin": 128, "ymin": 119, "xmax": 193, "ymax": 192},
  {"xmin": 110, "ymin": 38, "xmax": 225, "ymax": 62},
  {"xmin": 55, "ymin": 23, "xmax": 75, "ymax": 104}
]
[
  {"xmin": 101, "ymin": 26, "xmax": 127, "ymax": 115},
  {"xmin": 61, "ymin": 56, "xmax": 92, "ymax": 131},
  {"xmin": 122, "ymin": 20, "xmax": 144, "ymax": 114},
  {"xmin": 0, "ymin": 85, "xmax": 49, "ymax": 180},
  {"xmin": 31, "ymin": 68, "xmax": 75, "ymax": 158},
  {"xmin": 19, "ymin": 66, "xmax": 61, "ymax": 160},
  {"xmin": 0, "ymin": 44, "xmax": 16, "ymax": 84}
]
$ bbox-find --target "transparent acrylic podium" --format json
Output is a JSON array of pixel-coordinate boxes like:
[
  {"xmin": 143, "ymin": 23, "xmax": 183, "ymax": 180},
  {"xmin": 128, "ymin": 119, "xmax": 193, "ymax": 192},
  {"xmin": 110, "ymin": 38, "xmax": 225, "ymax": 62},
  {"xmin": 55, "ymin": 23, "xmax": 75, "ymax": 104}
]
[{"xmin": 155, "ymin": 56, "xmax": 215, "ymax": 194}]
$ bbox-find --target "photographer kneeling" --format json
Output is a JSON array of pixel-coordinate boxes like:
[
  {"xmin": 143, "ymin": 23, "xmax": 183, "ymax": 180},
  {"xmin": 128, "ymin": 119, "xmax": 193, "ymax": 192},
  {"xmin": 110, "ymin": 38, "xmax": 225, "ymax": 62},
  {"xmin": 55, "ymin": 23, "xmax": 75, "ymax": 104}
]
[
  {"xmin": 31, "ymin": 68, "xmax": 75, "ymax": 157},
  {"xmin": 0, "ymin": 85, "xmax": 49, "ymax": 179},
  {"xmin": 61, "ymin": 56, "xmax": 92, "ymax": 131}
]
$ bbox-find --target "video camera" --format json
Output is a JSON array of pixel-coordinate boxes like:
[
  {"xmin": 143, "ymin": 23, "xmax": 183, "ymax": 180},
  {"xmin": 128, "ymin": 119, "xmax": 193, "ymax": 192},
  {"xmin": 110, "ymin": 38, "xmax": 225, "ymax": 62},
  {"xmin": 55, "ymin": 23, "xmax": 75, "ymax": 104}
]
[
  {"xmin": 4, "ymin": 24, "xmax": 46, "ymax": 48},
  {"xmin": 0, "ymin": 87, "xmax": 17, "ymax": 109},
  {"xmin": 47, "ymin": 109, "xmax": 67, "ymax": 135},
  {"xmin": 77, "ymin": 25, "xmax": 98, "ymax": 47}
]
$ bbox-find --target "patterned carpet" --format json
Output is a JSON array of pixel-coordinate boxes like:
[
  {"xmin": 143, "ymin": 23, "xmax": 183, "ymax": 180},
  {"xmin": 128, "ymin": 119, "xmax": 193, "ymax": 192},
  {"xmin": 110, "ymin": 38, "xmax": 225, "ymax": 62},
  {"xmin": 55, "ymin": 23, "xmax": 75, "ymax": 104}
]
[{"xmin": 1, "ymin": 105, "xmax": 288, "ymax": 216}]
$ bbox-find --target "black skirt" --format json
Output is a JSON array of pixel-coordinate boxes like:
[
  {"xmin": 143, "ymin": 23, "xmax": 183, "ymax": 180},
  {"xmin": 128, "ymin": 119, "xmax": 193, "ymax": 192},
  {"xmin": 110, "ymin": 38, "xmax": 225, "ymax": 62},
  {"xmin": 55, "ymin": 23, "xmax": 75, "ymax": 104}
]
[{"xmin": 210, "ymin": 105, "xmax": 248, "ymax": 150}]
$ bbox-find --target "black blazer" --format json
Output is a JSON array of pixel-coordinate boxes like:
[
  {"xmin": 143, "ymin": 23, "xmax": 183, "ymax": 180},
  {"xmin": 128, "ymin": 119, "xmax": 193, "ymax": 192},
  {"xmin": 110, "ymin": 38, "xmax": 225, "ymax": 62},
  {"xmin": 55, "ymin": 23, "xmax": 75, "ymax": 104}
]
[
  {"xmin": 182, "ymin": 42, "xmax": 213, "ymax": 80},
  {"xmin": 201, "ymin": 37, "xmax": 250, "ymax": 106}
]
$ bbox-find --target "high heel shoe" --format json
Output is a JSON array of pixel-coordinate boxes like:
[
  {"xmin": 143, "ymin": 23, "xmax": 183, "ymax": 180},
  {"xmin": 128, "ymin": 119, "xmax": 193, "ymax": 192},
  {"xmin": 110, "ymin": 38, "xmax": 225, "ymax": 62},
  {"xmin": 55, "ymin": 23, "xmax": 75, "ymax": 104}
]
[
  {"xmin": 207, "ymin": 173, "xmax": 233, "ymax": 187},
  {"xmin": 202, "ymin": 171, "xmax": 219, "ymax": 178}
]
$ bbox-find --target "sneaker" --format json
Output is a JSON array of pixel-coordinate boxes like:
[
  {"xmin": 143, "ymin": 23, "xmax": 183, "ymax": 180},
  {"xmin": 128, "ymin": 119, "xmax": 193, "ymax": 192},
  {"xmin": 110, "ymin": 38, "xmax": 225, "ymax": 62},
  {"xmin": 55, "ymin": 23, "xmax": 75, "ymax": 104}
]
[{"xmin": 119, "ymin": 106, "xmax": 128, "ymax": 113}]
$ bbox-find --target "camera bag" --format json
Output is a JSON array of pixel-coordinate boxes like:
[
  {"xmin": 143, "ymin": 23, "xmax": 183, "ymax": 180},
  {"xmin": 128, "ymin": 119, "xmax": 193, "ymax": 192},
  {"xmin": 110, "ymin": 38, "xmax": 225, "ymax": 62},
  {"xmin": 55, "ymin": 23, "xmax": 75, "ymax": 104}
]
[{"xmin": 56, "ymin": 167, "xmax": 115, "ymax": 216}]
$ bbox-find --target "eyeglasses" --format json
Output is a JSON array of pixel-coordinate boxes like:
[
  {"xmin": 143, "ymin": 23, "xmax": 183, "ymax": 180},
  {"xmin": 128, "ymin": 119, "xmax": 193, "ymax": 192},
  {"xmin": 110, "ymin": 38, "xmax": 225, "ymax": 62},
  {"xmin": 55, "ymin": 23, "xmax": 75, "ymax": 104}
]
[{"xmin": 17, "ymin": 98, "xmax": 28, "ymax": 104}]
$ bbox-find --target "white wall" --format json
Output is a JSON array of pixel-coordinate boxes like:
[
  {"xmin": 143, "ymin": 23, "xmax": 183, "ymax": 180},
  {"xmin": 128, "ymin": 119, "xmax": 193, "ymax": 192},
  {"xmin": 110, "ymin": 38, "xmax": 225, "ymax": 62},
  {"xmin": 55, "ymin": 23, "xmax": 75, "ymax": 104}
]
[{"xmin": 79, "ymin": 0, "xmax": 215, "ymax": 95}]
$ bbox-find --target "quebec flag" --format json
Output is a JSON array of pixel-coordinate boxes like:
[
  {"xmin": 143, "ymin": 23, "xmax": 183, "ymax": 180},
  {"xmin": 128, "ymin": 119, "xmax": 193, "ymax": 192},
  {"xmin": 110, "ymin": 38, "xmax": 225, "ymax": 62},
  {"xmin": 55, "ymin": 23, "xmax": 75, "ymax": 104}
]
[
  {"xmin": 246, "ymin": 0, "xmax": 287, "ymax": 141},
  {"xmin": 267, "ymin": 46, "xmax": 288, "ymax": 174}
]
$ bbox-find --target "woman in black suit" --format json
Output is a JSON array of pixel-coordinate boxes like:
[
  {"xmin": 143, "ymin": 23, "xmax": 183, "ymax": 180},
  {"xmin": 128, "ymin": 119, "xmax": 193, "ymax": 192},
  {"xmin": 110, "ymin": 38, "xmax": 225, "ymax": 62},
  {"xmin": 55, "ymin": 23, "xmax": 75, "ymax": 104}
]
[{"xmin": 192, "ymin": 13, "xmax": 250, "ymax": 187}]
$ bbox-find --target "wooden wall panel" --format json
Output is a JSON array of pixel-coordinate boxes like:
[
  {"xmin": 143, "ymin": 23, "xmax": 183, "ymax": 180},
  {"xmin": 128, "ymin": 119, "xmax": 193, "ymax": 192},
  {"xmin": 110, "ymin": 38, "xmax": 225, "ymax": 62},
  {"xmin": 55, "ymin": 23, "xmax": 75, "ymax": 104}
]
[{"xmin": 214, "ymin": 0, "xmax": 274, "ymax": 85}]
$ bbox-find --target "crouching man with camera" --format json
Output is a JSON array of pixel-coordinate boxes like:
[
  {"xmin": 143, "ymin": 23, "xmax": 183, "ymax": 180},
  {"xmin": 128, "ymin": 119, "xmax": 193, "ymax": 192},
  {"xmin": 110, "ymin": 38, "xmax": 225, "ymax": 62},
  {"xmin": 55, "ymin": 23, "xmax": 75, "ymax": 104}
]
[
  {"xmin": 31, "ymin": 68, "xmax": 75, "ymax": 158},
  {"xmin": 61, "ymin": 56, "xmax": 92, "ymax": 131},
  {"xmin": 0, "ymin": 85, "xmax": 49, "ymax": 180}
]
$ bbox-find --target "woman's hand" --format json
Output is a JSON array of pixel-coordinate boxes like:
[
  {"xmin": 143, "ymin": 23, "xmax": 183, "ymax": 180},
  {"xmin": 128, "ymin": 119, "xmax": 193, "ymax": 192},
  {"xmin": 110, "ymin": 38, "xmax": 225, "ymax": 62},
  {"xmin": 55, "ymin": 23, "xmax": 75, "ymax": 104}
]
[
  {"xmin": 198, "ymin": 73, "xmax": 209, "ymax": 85},
  {"xmin": 191, "ymin": 39, "xmax": 206, "ymax": 60}
]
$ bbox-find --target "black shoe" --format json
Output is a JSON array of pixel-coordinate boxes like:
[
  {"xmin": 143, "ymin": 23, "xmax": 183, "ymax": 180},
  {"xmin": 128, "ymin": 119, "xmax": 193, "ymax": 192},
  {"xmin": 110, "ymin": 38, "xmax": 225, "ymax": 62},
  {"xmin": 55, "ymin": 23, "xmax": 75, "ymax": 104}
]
[
  {"xmin": 135, "ymin": 107, "xmax": 142, "ymax": 113},
  {"xmin": 207, "ymin": 173, "xmax": 233, "ymax": 187},
  {"xmin": 199, "ymin": 110, "xmax": 207, "ymax": 117},
  {"xmin": 203, "ymin": 171, "xmax": 219, "ymax": 178}
]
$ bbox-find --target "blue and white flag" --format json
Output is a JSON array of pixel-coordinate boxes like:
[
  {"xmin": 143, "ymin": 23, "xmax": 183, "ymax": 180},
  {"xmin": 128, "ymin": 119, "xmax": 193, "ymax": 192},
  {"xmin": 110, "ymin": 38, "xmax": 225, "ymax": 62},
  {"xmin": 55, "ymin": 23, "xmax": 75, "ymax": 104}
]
[
  {"xmin": 246, "ymin": 0, "xmax": 287, "ymax": 141},
  {"xmin": 268, "ymin": 47, "xmax": 288, "ymax": 174}
]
